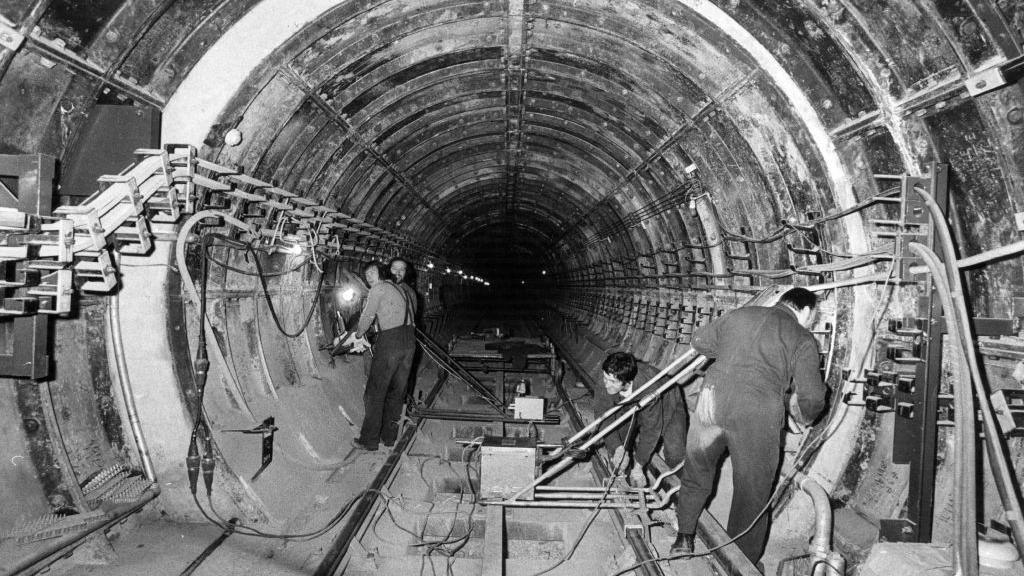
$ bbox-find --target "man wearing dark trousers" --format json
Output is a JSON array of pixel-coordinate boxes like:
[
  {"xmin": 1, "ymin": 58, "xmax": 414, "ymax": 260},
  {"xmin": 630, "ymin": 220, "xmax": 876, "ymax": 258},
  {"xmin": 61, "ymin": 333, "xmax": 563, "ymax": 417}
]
[
  {"xmin": 347, "ymin": 261, "xmax": 415, "ymax": 451},
  {"xmin": 389, "ymin": 256, "xmax": 421, "ymax": 400},
  {"xmin": 593, "ymin": 352, "xmax": 688, "ymax": 485},
  {"xmin": 671, "ymin": 288, "xmax": 827, "ymax": 567}
]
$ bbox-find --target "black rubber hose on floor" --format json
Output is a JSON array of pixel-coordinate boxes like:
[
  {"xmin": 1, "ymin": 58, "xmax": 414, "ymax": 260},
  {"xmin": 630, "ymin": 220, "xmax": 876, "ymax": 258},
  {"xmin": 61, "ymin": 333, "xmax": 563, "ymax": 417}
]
[{"xmin": 179, "ymin": 518, "xmax": 237, "ymax": 576}]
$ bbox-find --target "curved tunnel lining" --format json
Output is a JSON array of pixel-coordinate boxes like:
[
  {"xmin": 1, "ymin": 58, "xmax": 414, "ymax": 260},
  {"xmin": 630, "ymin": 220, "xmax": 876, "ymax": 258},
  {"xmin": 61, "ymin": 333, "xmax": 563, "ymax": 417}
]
[{"xmin": 147, "ymin": 0, "xmax": 881, "ymax": 521}]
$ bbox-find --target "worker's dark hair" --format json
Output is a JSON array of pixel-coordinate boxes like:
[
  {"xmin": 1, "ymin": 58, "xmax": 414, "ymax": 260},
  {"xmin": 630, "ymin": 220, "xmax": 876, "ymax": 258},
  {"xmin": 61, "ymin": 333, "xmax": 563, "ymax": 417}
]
[
  {"xmin": 780, "ymin": 287, "xmax": 817, "ymax": 310},
  {"xmin": 363, "ymin": 261, "xmax": 389, "ymax": 280},
  {"xmin": 388, "ymin": 256, "xmax": 414, "ymax": 285},
  {"xmin": 602, "ymin": 351, "xmax": 638, "ymax": 383}
]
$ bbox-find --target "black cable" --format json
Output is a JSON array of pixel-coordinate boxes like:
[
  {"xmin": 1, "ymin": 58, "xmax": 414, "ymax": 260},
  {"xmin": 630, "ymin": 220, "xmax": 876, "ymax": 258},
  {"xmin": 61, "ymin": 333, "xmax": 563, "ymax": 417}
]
[
  {"xmin": 424, "ymin": 443, "xmax": 480, "ymax": 552},
  {"xmin": 608, "ymin": 186, "xmax": 902, "ymax": 256},
  {"xmin": 198, "ymin": 233, "xmax": 327, "ymax": 338},
  {"xmin": 706, "ymin": 186, "xmax": 901, "ymax": 245},
  {"xmin": 606, "ymin": 497, "xmax": 775, "ymax": 576},
  {"xmin": 188, "ymin": 396, "xmax": 368, "ymax": 541},
  {"xmin": 185, "ymin": 231, "xmax": 333, "ymax": 535},
  {"xmin": 419, "ymin": 496, "xmax": 459, "ymax": 557},
  {"xmin": 195, "ymin": 488, "xmax": 366, "ymax": 540},
  {"xmin": 550, "ymin": 391, "xmax": 591, "ymax": 414},
  {"xmin": 186, "ymin": 235, "xmax": 214, "ymax": 495},
  {"xmin": 529, "ymin": 412, "xmax": 638, "ymax": 576},
  {"xmin": 809, "ymin": 558, "xmax": 843, "ymax": 575},
  {"xmin": 248, "ymin": 241, "xmax": 327, "ymax": 338},
  {"xmin": 392, "ymin": 446, "xmax": 480, "ymax": 572},
  {"xmin": 178, "ymin": 518, "xmax": 237, "ymax": 576},
  {"xmin": 204, "ymin": 250, "xmax": 312, "ymax": 277}
]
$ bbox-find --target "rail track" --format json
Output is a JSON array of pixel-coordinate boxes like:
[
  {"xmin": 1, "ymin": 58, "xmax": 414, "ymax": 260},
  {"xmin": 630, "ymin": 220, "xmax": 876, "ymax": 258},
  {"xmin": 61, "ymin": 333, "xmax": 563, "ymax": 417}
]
[{"xmin": 316, "ymin": 306, "xmax": 723, "ymax": 576}]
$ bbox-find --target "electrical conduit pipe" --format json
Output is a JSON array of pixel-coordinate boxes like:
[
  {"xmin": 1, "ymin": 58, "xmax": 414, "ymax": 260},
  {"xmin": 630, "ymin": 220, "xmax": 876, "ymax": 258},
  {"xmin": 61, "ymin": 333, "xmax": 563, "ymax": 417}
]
[
  {"xmin": 793, "ymin": 471, "xmax": 845, "ymax": 575},
  {"xmin": 912, "ymin": 188, "xmax": 1024, "ymax": 562},
  {"xmin": 909, "ymin": 242, "xmax": 979, "ymax": 576},
  {"xmin": 109, "ymin": 270, "xmax": 157, "ymax": 482}
]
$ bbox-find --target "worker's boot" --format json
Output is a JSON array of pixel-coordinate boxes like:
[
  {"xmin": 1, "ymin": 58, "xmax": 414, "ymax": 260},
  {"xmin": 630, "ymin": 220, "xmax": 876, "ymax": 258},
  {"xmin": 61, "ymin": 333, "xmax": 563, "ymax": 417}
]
[{"xmin": 669, "ymin": 533, "xmax": 694, "ymax": 556}]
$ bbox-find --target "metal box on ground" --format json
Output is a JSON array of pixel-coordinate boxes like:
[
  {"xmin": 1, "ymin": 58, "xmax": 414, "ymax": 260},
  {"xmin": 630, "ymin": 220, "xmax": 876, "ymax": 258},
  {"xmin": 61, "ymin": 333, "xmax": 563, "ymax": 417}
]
[
  {"xmin": 513, "ymin": 396, "xmax": 545, "ymax": 420},
  {"xmin": 480, "ymin": 436, "xmax": 537, "ymax": 500}
]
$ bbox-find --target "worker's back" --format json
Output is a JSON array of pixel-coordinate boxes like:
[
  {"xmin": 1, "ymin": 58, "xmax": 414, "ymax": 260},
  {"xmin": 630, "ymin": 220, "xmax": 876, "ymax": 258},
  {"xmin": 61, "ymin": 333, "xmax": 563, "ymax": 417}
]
[{"xmin": 691, "ymin": 304, "xmax": 825, "ymax": 425}]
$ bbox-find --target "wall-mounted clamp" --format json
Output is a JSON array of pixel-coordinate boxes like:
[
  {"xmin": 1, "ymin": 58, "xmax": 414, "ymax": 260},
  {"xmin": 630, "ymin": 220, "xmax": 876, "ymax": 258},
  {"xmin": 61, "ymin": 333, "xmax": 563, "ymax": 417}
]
[{"xmin": 223, "ymin": 417, "xmax": 278, "ymax": 482}]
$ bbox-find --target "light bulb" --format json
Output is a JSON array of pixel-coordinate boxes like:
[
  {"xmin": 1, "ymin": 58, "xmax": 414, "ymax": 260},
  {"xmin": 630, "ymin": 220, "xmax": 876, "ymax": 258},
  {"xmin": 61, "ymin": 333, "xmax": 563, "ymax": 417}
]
[{"xmin": 224, "ymin": 129, "xmax": 243, "ymax": 147}]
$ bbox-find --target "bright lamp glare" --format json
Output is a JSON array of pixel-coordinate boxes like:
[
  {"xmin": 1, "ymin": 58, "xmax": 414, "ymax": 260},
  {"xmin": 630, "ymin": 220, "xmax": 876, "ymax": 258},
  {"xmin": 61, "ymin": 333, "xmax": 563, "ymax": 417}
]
[
  {"xmin": 427, "ymin": 262, "xmax": 435, "ymax": 269},
  {"xmin": 281, "ymin": 243, "xmax": 303, "ymax": 255},
  {"xmin": 340, "ymin": 287, "xmax": 357, "ymax": 303}
]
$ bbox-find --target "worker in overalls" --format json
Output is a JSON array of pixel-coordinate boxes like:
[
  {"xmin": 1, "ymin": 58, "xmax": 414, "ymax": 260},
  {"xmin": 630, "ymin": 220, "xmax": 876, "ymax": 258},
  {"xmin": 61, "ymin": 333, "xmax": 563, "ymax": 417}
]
[{"xmin": 671, "ymin": 288, "xmax": 827, "ymax": 567}]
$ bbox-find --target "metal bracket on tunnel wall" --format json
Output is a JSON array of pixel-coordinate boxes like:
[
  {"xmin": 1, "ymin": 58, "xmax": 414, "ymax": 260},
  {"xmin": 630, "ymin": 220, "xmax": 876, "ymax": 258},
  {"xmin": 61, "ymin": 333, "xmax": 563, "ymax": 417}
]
[
  {"xmin": 0, "ymin": 154, "xmax": 54, "ymax": 379},
  {"xmin": 870, "ymin": 164, "xmax": 948, "ymax": 544},
  {"xmin": 693, "ymin": 194, "xmax": 728, "ymax": 287},
  {"xmin": 865, "ymin": 164, "xmax": 1019, "ymax": 543},
  {"xmin": 223, "ymin": 417, "xmax": 278, "ymax": 481}
]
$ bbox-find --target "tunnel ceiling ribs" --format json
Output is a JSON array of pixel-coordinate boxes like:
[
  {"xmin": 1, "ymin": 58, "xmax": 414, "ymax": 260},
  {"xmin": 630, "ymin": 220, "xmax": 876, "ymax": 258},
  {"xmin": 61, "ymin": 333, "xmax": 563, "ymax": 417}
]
[
  {"xmin": 282, "ymin": 65, "xmax": 451, "ymax": 227},
  {"xmin": 547, "ymin": 77, "xmax": 751, "ymax": 250},
  {"xmin": 242, "ymin": 0, "xmax": 766, "ymax": 266},
  {"xmin": 8, "ymin": 24, "xmax": 166, "ymax": 108},
  {"xmin": 0, "ymin": 0, "xmax": 1019, "ymax": 438},
  {"xmin": 6, "ymin": 1, "xmax": 1024, "ymax": 572},
  {"xmin": 502, "ymin": 0, "xmax": 530, "ymax": 240},
  {"xmin": 2, "ymin": 0, "xmax": 1020, "ymax": 290}
]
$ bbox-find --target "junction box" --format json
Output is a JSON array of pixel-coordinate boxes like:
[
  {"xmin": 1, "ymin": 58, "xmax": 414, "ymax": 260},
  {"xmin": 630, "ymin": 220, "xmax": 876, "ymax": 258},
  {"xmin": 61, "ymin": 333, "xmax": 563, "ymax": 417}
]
[{"xmin": 479, "ymin": 436, "xmax": 537, "ymax": 499}]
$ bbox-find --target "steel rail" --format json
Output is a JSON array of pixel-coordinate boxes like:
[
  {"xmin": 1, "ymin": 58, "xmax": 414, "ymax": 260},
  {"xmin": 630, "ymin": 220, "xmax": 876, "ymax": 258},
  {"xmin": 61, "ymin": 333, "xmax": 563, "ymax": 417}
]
[
  {"xmin": 544, "ymin": 329, "xmax": 665, "ymax": 576},
  {"xmin": 543, "ymin": 348, "xmax": 700, "ymax": 462},
  {"xmin": 507, "ymin": 352, "xmax": 706, "ymax": 501},
  {"xmin": 312, "ymin": 356, "xmax": 450, "ymax": 576},
  {"xmin": 545, "ymin": 320, "xmax": 762, "ymax": 576},
  {"xmin": 415, "ymin": 327, "xmax": 505, "ymax": 412}
]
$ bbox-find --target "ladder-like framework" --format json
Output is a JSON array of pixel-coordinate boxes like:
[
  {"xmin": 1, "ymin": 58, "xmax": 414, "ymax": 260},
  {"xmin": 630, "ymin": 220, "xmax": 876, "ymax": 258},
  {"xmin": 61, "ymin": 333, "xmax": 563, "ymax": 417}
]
[{"xmin": 0, "ymin": 145, "xmax": 457, "ymax": 318}]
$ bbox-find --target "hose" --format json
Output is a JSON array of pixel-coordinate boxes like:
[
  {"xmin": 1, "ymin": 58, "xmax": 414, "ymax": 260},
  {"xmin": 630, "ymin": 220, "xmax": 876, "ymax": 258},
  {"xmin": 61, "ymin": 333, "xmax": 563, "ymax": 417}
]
[
  {"xmin": 174, "ymin": 210, "xmax": 259, "ymax": 307},
  {"xmin": 178, "ymin": 518, "xmax": 237, "ymax": 576},
  {"xmin": 909, "ymin": 242, "xmax": 978, "ymax": 576},
  {"xmin": 956, "ymin": 237, "xmax": 1024, "ymax": 269},
  {"xmin": 793, "ymin": 471, "xmax": 839, "ymax": 576},
  {"xmin": 174, "ymin": 210, "xmax": 259, "ymax": 420},
  {"xmin": 912, "ymin": 186, "xmax": 1024, "ymax": 561},
  {"xmin": 109, "ymin": 288, "xmax": 157, "ymax": 482}
]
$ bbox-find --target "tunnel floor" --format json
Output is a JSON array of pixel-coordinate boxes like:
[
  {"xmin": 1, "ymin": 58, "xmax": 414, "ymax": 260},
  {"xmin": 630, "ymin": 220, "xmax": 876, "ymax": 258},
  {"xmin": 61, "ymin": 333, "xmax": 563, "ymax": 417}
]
[{"xmin": 46, "ymin": 304, "xmax": 721, "ymax": 576}]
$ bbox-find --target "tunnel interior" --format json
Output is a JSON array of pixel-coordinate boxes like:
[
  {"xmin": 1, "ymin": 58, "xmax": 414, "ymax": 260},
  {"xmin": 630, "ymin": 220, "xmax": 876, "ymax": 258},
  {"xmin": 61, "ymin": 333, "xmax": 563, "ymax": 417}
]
[{"xmin": 2, "ymin": 0, "xmax": 1024, "ymax": 575}]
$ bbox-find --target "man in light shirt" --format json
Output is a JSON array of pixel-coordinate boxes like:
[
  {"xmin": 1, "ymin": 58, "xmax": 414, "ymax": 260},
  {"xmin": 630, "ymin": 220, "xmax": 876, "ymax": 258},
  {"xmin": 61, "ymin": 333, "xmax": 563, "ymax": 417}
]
[{"xmin": 345, "ymin": 261, "xmax": 415, "ymax": 451}]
